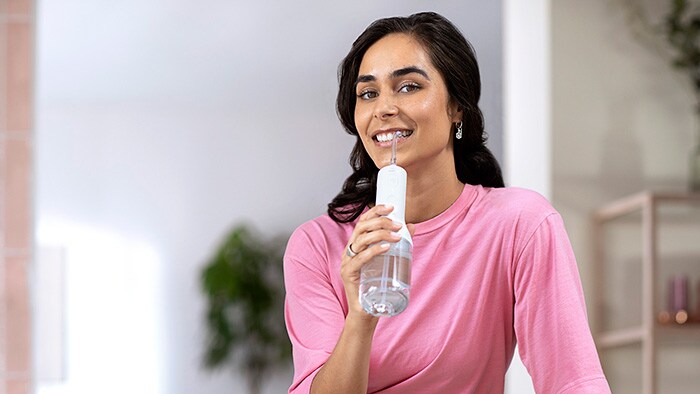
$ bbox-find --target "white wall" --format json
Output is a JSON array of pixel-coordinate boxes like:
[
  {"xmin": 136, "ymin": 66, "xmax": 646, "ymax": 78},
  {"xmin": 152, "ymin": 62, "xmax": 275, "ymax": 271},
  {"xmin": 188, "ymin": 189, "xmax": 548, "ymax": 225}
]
[
  {"xmin": 33, "ymin": 1, "xmax": 503, "ymax": 393},
  {"xmin": 504, "ymin": 0, "xmax": 551, "ymax": 196},
  {"xmin": 502, "ymin": 0, "xmax": 549, "ymax": 392}
]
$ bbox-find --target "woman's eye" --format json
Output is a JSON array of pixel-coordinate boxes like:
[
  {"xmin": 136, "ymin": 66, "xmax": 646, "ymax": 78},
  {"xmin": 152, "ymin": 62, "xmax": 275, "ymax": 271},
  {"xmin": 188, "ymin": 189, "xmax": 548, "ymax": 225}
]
[
  {"xmin": 357, "ymin": 90, "xmax": 378, "ymax": 100},
  {"xmin": 398, "ymin": 83, "xmax": 420, "ymax": 93}
]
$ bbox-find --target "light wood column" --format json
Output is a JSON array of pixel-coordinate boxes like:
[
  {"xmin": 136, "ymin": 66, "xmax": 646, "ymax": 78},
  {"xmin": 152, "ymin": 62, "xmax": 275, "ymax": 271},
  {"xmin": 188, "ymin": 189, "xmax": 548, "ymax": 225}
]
[{"xmin": 0, "ymin": 1, "xmax": 34, "ymax": 393}]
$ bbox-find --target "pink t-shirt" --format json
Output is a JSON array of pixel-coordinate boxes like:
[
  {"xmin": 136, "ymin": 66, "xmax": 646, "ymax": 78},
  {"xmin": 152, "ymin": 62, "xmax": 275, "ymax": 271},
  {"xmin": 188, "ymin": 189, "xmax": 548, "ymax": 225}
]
[{"xmin": 284, "ymin": 184, "xmax": 610, "ymax": 393}]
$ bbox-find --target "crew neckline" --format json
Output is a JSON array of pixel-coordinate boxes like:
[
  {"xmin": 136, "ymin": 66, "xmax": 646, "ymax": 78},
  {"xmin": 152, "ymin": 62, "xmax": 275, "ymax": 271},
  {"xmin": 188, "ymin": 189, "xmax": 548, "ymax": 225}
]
[{"xmin": 413, "ymin": 183, "xmax": 480, "ymax": 235}]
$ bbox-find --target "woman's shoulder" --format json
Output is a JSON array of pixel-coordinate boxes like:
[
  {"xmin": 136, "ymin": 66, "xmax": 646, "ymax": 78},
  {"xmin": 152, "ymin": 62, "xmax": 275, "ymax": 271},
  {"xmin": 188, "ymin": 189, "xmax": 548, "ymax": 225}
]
[
  {"xmin": 286, "ymin": 213, "xmax": 353, "ymax": 254},
  {"xmin": 291, "ymin": 213, "xmax": 351, "ymax": 238},
  {"xmin": 468, "ymin": 187, "xmax": 565, "ymax": 251},
  {"xmin": 476, "ymin": 186, "xmax": 559, "ymax": 224},
  {"xmin": 483, "ymin": 186, "xmax": 555, "ymax": 209}
]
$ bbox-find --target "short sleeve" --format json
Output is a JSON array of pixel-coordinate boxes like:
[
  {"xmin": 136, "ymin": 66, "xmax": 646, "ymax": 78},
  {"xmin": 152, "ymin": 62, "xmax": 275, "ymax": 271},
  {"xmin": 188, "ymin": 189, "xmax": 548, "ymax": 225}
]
[
  {"xmin": 512, "ymin": 213, "xmax": 610, "ymax": 393},
  {"xmin": 283, "ymin": 224, "xmax": 346, "ymax": 393}
]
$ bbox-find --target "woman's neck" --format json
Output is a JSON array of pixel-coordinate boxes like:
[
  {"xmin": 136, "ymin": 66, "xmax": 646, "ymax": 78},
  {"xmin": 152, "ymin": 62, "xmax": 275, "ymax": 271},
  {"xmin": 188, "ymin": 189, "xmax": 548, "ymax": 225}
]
[{"xmin": 403, "ymin": 157, "xmax": 464, "ymax": 224}]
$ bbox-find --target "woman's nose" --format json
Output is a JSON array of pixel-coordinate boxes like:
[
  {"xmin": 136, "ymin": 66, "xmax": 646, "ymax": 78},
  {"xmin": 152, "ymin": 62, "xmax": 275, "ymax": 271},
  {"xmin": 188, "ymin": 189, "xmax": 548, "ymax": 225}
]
[{"xmin": 373, "ymin": 94, "xmax": 399, "ymax": 120}]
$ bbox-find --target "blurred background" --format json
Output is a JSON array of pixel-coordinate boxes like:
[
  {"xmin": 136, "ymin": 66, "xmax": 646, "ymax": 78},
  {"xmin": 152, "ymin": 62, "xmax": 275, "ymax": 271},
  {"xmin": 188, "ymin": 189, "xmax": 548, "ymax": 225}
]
[{"xmin": 2, "ymin": 0, "xmax": 700, "ymax": 393}]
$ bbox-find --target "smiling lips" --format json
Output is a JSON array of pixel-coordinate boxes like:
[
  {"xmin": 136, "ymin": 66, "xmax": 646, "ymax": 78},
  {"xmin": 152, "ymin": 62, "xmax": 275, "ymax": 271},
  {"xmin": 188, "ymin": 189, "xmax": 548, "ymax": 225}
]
[{"xmin": 372, "ymin": 129, "xmax": 414, "ymax": 143}]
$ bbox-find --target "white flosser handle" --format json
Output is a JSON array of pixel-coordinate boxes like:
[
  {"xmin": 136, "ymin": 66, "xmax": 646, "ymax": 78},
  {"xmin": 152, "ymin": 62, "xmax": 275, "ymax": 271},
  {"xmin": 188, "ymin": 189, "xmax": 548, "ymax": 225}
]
[{"xmin": 376, "ymin": 164, "xmax": 412, "ymax": 245}]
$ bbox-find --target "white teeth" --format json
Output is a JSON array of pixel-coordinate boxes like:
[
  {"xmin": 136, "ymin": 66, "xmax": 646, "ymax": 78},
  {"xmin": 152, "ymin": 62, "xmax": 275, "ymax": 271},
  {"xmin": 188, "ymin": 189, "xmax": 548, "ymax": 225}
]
[{"xmin": 375, "ymin": 130, "xmax": 411, "ymax": 142}]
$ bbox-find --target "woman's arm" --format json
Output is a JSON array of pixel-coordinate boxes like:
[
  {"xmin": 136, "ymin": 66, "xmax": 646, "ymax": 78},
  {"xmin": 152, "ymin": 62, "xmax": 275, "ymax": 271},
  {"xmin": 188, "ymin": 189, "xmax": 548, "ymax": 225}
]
[
  {"xmin": 311, "ymin": 206, "xmax": 402, "ymax": 393},
  {"xmin": 512, "ymin": 212, "xmax": 610, "ymax": 393},
  {"xmin": 309, "ymin": 311, "xmax": 378, "ymax": 393},
  {"xmin": 285, "ymin": 205, "xmax": 409, "ymax": 394}
]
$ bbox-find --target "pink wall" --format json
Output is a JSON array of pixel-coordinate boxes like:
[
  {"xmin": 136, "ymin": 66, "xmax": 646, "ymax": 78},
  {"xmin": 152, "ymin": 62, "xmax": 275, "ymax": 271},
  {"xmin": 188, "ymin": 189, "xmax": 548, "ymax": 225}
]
[{"xmin": 1, "ymin": 0, "xmax": 34, "ymax": 393}]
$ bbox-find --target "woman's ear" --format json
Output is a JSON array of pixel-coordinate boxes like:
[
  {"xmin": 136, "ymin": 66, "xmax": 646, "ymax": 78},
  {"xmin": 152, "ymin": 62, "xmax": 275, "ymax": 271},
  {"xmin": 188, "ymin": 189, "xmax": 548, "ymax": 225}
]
[
  {"xmin": 448, "ymin": 100, "xmax": 463, "ymax": 123},
  {"xmin": 451, "ymin": 106, "xmax": 464, "ymax": 123}
]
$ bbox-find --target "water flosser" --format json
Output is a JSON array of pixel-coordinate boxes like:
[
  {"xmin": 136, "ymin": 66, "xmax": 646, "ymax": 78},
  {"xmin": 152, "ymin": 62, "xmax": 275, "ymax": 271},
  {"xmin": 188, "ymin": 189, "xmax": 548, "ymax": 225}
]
[{"xmin": 359, "ymin": 132, "xmax": 412, "ymax": 317}]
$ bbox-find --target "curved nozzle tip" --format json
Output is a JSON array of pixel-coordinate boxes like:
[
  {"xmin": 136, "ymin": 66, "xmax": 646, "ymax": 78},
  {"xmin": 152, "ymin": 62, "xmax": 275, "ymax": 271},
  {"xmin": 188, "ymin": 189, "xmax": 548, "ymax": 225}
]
[{"xmin": 391, "ymin": 131, "xmax": 401, "ymax": 165}]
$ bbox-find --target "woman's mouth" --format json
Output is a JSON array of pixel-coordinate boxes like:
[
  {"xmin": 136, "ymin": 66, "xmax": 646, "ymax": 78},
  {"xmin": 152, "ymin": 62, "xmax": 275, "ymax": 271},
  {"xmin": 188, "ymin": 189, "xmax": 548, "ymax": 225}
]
[{"xmin": 372, "ymin": 130, "xmax": 414, "ymax": 145}]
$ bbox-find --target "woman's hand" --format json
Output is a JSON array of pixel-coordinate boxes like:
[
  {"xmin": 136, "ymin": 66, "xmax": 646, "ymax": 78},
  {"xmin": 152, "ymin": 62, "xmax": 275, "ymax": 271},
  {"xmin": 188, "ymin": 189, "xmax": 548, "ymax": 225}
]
[{"xmin": 341, "ymin": 204, "xmax": 415, "ymax": 321}]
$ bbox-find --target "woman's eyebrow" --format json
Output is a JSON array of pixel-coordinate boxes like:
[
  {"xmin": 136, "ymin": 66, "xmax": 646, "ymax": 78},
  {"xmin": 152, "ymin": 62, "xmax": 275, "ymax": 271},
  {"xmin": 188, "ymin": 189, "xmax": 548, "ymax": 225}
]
[
  {"xmin": 355, "ymin": 66, "xmax": 431, "ymax": 87},
  {"xmin": 391, "ymin": 66, "xmax": 429, "ymax": 80},
  {"xmin": 356, "ymin": 74, "xmax": 375, "ymax": 85}
]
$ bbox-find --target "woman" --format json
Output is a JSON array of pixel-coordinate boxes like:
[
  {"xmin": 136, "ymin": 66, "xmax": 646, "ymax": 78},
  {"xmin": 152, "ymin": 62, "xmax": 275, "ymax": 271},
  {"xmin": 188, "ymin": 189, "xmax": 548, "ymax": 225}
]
[{"xmin": 284, "ymin": 12, "xmax": 609, "ymax": 393}]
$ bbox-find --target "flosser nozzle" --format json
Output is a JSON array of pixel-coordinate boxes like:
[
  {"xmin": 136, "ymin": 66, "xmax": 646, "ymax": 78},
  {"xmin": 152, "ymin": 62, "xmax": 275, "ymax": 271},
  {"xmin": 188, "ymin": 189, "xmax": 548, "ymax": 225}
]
[{"xmin": 391, "ymin": 131, "xmax": 401, "ymax": 165}]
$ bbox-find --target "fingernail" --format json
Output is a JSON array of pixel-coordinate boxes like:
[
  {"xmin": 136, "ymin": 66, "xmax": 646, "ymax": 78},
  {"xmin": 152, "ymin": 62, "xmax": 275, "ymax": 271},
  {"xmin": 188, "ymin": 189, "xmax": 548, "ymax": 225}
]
[
  {"xmin": 380, "ymin": 243, "xmax": 390, "ymax": 249},
  {"xmin": 392, "ymin": 220, "xmax": 402, "ymax": 228},
  {"xmin": 383, "ymin": 204, "xmax": 394, "ymax": 210},
  {"xmin": 390, "ymin": 231, "xmax": 401, "ymax": 238}
]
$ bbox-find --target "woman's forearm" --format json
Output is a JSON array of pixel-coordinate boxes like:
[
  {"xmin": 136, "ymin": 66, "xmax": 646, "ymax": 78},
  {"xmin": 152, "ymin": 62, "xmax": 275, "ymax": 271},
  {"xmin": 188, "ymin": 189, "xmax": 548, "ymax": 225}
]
[{"xmin": 310, "ymin": 314, "xmax": 378, "ymax": 394}]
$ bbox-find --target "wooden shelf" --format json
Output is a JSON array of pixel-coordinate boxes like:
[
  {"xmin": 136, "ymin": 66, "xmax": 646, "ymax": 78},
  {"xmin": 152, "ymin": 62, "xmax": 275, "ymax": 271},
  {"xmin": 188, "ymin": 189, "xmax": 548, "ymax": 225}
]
[
  {"xmin": 657, "ymin": 323, "xmax": 700, "ymax": 344},
  {"xmin": 597, "ymin": 323, "xmax": 700, "ymax": 349},
  {"xmin": 592, "ymin": 191, "xmax": 700, "ymax": 394},
  {"xmin": 597, "ymin": 326, "xmax": 645, "ymax": 348},
  {"xmin": 593, "ymin": 192, "xmax": 700, "ymax": 222}
]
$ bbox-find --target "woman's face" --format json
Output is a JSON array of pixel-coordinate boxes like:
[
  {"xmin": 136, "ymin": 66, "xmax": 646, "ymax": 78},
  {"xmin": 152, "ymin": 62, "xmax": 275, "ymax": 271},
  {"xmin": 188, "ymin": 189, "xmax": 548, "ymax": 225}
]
[{"xmin": 354, "ymin": 33, "xmax": 461, "ymax": 171}]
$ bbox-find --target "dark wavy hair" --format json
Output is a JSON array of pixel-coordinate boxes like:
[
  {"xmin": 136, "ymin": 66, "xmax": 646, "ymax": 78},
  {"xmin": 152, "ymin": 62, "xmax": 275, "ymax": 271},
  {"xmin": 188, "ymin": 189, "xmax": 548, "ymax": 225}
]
[{"xmin": 327, "ymin": 12, "xmax": 504, "ymax": 223}]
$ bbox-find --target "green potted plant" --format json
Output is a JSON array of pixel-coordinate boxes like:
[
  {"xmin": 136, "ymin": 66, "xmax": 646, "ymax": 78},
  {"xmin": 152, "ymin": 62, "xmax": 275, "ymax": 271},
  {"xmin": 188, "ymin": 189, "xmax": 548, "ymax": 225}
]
[
  {"xmin": 663, "ymin": 0, "xmax": 700, "ymax": 190},
  {"xmin": 200, "ymin": 224, "xmax": 291, "ymax": 394},
  {"xmin": 618, "ymin": 0, "xmax": 700, "ymax": 190}
]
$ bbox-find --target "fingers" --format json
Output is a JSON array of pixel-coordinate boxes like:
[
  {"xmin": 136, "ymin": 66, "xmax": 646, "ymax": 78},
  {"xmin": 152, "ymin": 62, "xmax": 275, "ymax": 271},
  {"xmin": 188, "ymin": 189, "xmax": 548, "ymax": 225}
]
[
  {"xmin": 349, "ymin": 205, "xmax": 401, "ymax": 254},
  {"xmin": 358, "ymin": 204, "xmax": 394, "ymax": 222},
  {"xmin": 351, "ymin": 229, "xmax": 400, "ymax": 255},
  {"xmin": 353, "ymin": 217, "xmax": 401, "ymax": 241},
  {"xmin": 342, "ymin": 205, "xmax": 401, "ymax": 282}
]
